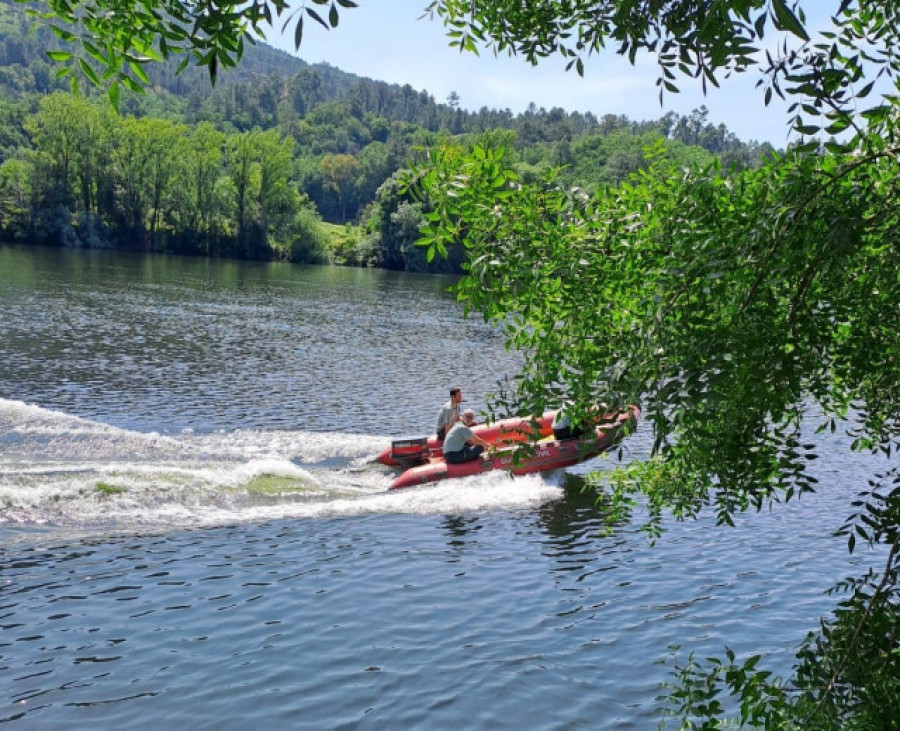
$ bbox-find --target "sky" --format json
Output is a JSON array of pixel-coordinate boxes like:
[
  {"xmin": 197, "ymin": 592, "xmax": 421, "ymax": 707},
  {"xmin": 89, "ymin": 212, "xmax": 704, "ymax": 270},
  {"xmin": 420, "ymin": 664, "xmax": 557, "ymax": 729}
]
[{"xmin": 263, "ymin": 1, "xmax": 839, "ymax": 147}]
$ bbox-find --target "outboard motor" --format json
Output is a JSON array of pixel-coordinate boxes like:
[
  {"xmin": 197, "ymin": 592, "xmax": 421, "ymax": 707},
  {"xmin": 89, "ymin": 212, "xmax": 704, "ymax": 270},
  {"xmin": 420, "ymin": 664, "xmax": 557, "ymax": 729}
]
[{"xmin": 389, "ymin": 436, "xmax": 430, "ymax": 468}]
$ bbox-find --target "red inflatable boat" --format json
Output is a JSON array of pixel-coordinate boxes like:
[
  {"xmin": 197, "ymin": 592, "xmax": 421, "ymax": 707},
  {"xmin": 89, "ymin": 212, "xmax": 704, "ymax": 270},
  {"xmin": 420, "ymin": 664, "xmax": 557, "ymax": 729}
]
[
  {"xmin": 376, "ymin": 411, "xmax": 557, "ymax": 467},
  {"xmin": 387, "ymin": 405, "xmax": 639, "ymax": 490}
]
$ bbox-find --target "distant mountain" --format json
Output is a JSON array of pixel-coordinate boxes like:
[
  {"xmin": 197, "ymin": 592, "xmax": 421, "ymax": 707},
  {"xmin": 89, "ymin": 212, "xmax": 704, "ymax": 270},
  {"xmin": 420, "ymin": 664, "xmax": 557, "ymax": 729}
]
[
  {"xmin": 0, "ymin": 0, "xmax": 771, "ymax": 155},
  {"xmin": 0, "ymin": 0, "xmax": 775, "ymax": 273}
]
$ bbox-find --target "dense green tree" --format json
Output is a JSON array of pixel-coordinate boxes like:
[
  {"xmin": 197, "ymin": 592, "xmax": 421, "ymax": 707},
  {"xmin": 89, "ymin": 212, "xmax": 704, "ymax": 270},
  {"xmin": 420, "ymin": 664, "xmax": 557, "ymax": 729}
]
[
  {"xmin": 0, "ymin": 96, "xmax": 34, "ymax": 159},
  {"xmin": 225, "ymin": 129, "xmax": 261, "ymax": 257},
  {"xmin": 362, "ymin": 174, "xmax": 417, "ymax": 271},
  {"xmin": 253, "ymin": 128, "xmax": 296, "ymax": 247},
  {"xmin": 174, "ymin": 121, "xmax": 227, "ymax": 254},
  {"xmin": 20, "ymin": 92, "xmax": 112, "ymax": 243},
  {"xmin": 0, "ymin": 157, "xmax": 29, "ymax": 237},
  {"xmin": 284, "ymin": 201, "xmax": 331, "ymax": 265},
  {"xmin": 362, "ymin": 112, "xmax": 390, "ymax": 143},
  {"xmin": 399, "ymin": 4, "xmax": 900, "ymax": 728},
  {"xmin": 139, "ymin": 118, "xmax": 186, "ymax": 245},
  {"xmin": 353, "ymin": 141, "xmax": 395, "ymax": 209},
  {"xmin": 6, "ymin": 76, "xmax": 329, "ymax": 259},
  {"xmin": 108, "ymin": 116, "xmax": 153, "ymax": 246},
  {"xmin": 287, "ymin": 68, "xmax": 324, "ymax": 117},
  {"xmin": 22, "ymin": 93, "xmax": 78, "ymax": 207},
  {"xmin": 319, "ymin": 152, "xmax": 357, "ymax": 223}
]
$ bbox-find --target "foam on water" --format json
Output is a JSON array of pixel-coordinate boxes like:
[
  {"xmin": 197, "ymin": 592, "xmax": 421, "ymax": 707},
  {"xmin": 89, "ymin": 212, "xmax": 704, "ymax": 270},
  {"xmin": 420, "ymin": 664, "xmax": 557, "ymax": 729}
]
[{"xmin": 0, "ymin": 398, "xmax": 565, "ymax": 532}]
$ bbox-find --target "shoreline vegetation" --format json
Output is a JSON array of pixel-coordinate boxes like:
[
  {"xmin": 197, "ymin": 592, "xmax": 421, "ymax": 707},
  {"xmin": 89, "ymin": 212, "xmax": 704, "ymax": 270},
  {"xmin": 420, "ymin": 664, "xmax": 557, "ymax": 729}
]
[{"xmin": 0, "ymin": 0, "xmax": 774, "ymax": 275}]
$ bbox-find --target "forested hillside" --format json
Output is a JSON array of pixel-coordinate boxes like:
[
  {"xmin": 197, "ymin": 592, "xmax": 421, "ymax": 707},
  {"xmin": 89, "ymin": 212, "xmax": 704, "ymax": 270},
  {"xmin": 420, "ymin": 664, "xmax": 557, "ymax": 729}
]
[{"xmin": 0, "ymin": 0, "xmax": 775, "ymax": 272}]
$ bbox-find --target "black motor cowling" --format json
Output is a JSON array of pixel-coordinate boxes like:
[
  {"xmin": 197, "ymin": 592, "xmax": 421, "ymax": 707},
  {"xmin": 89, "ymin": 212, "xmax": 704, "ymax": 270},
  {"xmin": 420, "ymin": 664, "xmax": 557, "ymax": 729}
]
[{"xmin": 390, "ymin": 436, "xmax": 429, "ymax": 467}]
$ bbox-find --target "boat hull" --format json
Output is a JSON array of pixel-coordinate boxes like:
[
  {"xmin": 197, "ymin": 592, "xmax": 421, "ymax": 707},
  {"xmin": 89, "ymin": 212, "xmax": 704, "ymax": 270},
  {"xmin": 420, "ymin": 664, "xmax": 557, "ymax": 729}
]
[
  {"xmin": 377, "ymin": 411, "xmax": 556, "ymax": 467},
  {"xmin": 389, "ymin": 405, "xmax": 638, "ymax": 490}
]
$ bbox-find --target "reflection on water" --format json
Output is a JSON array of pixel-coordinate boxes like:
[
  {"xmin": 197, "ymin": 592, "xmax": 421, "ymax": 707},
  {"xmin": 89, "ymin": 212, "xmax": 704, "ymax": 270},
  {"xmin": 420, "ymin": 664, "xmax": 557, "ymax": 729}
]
[{"xmin": 441, "ymin": 514, "xmax": 483, "ymax": 544}]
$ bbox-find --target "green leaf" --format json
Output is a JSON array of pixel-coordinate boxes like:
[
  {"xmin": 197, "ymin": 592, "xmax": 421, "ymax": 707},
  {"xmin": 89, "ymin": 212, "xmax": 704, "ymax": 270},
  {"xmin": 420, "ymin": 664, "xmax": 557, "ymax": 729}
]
[
  {"xmin": 856, "ymin": 80, "xmax": 875, "ymax": 98},
  {"xmin": 770, "ymin": 0, "xmax": 810, "ymax": 41},
  {"xmin": 50, "ymin": 26, "xmax": 76, "ymax": 42},
  {"xmin": 45, "ymin": 50, "xmax": 73, "ymax": 62},
  {"xmin": 305, "ymin": 7, "xmax": 328, "ymax": 29},
  {"xmin": 107, "ymin": 80, "xmax": 120, "ymax": 109},
  {"xmin": 82, "ymin": 41, "xmax": 106, "ymax": 65},
  {"xmin": 294, "ymin": 16, "xmax": 304, "ymax": 48},
  {"xmin": 78, "ymin": 58, "xmax": 100, "ymax": 86},
  {"xmin": 824, "ymin": 117, "xmax": 851, "ymax": 135},
  {"xmin": 121, "ymin": 75, "xmax": 143, "ymax": 93},
  {"xmin": 129, "ymin": 61, "xmax": 151, "ymax": 85}
]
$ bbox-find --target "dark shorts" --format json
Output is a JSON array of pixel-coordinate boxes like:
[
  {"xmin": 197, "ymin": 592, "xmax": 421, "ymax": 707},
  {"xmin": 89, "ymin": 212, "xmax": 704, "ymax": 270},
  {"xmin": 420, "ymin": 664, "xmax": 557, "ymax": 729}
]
[
  {"xmin": 553, "ymin": 425, "xmax": 584, "ymax": 441},
  {"xmin": 437, "ymin": 426, "xmax": 447, "ymax": 442},
  {"xmin": 444, "ymin": 444, "xmax": 485, "ymax": 464}
]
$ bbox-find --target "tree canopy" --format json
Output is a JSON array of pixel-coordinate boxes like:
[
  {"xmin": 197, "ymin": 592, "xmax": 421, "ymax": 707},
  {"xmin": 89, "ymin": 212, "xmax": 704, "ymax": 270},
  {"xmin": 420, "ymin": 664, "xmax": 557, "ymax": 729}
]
[{"xmin": 399, "ymin": 3, "xmax": 900, "ymax": 728}]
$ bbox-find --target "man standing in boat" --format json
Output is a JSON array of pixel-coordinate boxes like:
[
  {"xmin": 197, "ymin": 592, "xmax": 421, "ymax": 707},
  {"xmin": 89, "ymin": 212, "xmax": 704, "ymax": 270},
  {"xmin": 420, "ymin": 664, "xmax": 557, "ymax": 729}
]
[
  {"xmin": 443, "ymin": 410, "xmax": 493, "ymax": 463},
  {"xmin": 435, "ymin": 386, "xmax": 463, "ymax": 442}
]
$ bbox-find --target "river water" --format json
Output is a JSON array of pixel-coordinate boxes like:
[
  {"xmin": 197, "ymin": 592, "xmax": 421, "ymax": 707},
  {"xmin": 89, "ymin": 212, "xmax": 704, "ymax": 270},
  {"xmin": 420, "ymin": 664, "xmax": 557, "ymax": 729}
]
[{"xmin": 0, "ymin": 245, "xmax": 891, "ymax": 728}]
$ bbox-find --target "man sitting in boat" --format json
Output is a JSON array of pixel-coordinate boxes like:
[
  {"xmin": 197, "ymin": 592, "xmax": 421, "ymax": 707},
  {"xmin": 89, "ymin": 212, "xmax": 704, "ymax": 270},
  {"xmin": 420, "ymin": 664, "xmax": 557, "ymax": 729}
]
[
  {"xmin": 552, "ymin": 403, "xmax": 583, "ymax": 440},
  {"xmin": 443, "ymin": 410, "xmax": 493, "ymax": 463},
  {"xmin": 552, "ymin": 402, "xmax": 611, "ymax": 440}
]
